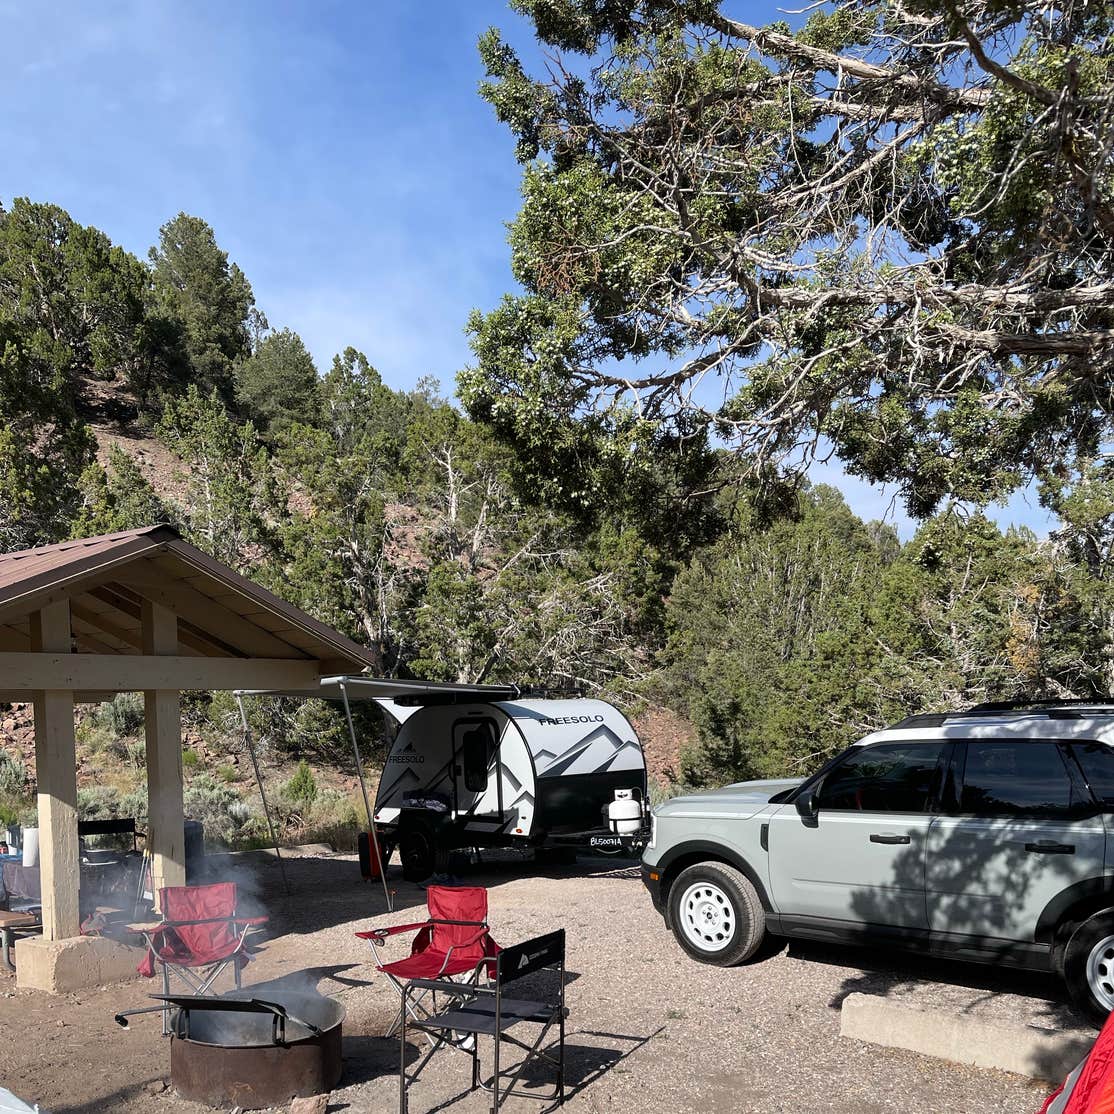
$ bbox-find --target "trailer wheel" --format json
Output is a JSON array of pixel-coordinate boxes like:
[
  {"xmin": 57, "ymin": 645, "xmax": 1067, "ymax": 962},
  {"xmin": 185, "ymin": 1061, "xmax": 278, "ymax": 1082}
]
[
  {"xmin": 668, "ymin": 861, "xmax": 764, "ymax": 966},
  {"xmin": 399, "ymin": 825, "xmax": 436, "ymax": 883}
]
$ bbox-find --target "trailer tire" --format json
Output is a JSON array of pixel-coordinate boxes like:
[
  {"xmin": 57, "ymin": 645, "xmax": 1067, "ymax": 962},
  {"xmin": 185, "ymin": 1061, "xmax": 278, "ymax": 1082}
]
[
  {"xmin": 399, "ymin": 825, "xmax": 437, "ymax": 883},
  {"xmin": 668, "ymin": 861, "xmax": 764, "ymax": 966}
]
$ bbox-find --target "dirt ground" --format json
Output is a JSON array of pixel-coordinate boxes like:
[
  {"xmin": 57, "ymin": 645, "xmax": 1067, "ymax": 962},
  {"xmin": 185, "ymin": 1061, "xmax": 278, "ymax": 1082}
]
[{"xmin": 0, "ymin": 849, "xmax": 1072, "ymax": 1113}]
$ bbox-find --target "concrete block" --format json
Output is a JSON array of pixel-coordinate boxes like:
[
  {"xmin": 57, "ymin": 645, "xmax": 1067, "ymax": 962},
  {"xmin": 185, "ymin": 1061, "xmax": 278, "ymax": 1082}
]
[
  {"xmin": 16, "ymin": 935, "xmax": 144, "ymax": 993},
  {"xmin": 841, "ymin": 992, "xmax": 1094, "ymax": 1082}
]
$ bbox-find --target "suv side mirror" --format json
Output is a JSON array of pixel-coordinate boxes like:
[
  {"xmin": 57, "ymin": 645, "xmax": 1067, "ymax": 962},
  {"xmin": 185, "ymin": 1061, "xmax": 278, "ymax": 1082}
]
[{"xmin": 795, "ymin": 786, "xmax": 819, "ymax": 820}]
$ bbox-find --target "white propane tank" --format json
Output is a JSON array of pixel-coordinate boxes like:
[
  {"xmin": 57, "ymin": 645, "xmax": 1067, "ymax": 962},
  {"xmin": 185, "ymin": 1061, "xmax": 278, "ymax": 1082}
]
[{"xmin": 607, "ymin": 789, "xmax": 642, "ymax": 835}]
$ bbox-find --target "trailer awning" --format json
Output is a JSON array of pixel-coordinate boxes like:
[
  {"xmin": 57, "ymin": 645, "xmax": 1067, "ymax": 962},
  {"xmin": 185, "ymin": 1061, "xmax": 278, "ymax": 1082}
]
[{"xmin": 235, "ymin": 674, "xmax": 520, "ymax": 704}]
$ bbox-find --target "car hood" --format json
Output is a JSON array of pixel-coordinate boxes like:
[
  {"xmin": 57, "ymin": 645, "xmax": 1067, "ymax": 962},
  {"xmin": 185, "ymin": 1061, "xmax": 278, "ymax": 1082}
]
[{"xmin": 654, "ymin": 777, "xmax": 802, "ymax": 819}]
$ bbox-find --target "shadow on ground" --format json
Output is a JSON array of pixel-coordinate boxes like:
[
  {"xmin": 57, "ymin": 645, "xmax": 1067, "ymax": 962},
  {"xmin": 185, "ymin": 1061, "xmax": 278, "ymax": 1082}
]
[{"xmin": 203, "ymin": 849, "xmax": 642, "ymax": 941}]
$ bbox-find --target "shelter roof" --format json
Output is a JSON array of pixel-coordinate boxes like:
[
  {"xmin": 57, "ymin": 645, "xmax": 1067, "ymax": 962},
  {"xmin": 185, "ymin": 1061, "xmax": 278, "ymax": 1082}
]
[{"xmin": 0, "ymin": 525, "xmax": 379, "ymax": 693}]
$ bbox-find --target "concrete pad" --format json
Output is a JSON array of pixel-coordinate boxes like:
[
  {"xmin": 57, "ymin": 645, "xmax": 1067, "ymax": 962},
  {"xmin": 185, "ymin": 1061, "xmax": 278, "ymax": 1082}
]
[
  {"xmin": 16, "ymin": 935, "xmax": 144, "ymax": 993},
  {"xmin": 841, "ymin": 991, "xmax": 1094, "ymax": 1082}
]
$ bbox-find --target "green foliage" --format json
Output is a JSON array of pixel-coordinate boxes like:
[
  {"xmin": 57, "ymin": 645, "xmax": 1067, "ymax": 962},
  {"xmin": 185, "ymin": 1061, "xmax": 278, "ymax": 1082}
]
[
  {"xmin": 664, "ymin": 485, "xmax": 895, "ymax": 782},
  {"xmin": 281, "ymin": 759, "xmax": 318, "ymax": 809},
  {"xmin": 158, "ymin": 385, "xmax": 278, "ymax": 569},
  {"xmin": 473, "ymin": 1, "xmax": 1114, "ymax": 516},
  {"xmin": 235, "ymin": 328, "xmax": 320, "ymax": 437},
  {"xmin": 148, "ymin": 213, "xmax": 255, "ymax": 401},
  {"xmin": 182, "ymin": 748, "xmax": 200, "ymax": 769},
  {"xmin": 0, "ymin": 752, "xmax": 28, "ymax": 798},
  {"xmin": 184, "ymin": 774, "xmax": 258, "ymax": 847},
  {"xmin": 75, "ymin": 446, "xmax": 173, "ymax": 536},
  {"xmin": 92, "ymin": 693, "xmax": 145, "ymax": 738}
]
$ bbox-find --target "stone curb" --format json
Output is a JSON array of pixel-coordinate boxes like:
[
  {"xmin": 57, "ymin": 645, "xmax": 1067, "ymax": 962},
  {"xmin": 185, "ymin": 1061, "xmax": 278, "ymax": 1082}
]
[{"xmin": 840, "ymin": 992, "xmax": 1094, "ymax": 1082}]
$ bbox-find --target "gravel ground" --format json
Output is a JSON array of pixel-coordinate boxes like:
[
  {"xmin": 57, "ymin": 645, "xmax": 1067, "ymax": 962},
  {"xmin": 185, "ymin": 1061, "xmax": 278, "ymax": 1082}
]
[{"xmin": 0, "ymin": 851, "xmax": 1073, "ymax": 1113}]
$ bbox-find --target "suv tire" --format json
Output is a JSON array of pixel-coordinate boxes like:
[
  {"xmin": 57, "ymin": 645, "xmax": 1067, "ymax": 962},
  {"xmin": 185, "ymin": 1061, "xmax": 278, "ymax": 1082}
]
[
  {"xmin": 1063, "ymin": 909, "xmax": 1114, "ymax": 1027},
  {"xmin": 668, "ymin": 862, "xmax": 764, "ymax": 966}
]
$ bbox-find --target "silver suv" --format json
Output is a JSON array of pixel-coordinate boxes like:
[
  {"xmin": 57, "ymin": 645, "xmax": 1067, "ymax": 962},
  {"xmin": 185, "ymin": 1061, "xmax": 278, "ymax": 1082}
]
[{"xmin": 641, "ymin": 701, "xmax": 1114, "ymax": 1024}]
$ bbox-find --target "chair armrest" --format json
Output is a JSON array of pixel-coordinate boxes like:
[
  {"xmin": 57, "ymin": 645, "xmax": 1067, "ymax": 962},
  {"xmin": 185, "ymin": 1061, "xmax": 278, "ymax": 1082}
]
[
  {"xmin": 126, "ymin": 921, "xmax": 164, "ymax": 934},
  {"xmin": 355, "ymin": 920, "xmax": 430, "ymax": 943},
  {"xmin": 234, "ymin": 915, "xmax": 268, "ymax": 927},
  {"xmin": 404, "ymin": 978, "xmax": 485, "ymax": 998}
]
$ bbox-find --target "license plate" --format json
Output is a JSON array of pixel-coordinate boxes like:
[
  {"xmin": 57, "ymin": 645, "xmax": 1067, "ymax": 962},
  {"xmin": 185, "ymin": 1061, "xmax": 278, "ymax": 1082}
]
[{"xmin": 590, "ymin": 835, "xmax": 623, "ymax": 849}]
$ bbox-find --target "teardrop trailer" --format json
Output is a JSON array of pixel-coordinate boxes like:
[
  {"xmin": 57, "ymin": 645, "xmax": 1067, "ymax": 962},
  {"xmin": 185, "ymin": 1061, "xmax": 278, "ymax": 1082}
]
[{"xmin": 235, "ymin": 676, "xmax": 650, "ymax": 892}]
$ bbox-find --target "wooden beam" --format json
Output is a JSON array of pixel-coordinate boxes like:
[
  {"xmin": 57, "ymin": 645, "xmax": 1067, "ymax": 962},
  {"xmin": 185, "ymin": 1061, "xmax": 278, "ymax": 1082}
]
[
  {"xmin": 71, "ymin": 601, "xmax": 143, "ymax": 650},
  {"xmin": 85, "ymin": 586, "xmax": 227, "ymax": 657},
  {"xmin": 143, "ymin": 601, "xmax": 185, "ymax": 900},
  {"xmin": 29, "ymin": 601, "xmax": 80, "ymax": 941},
  {"xmin": 0, "ymin": 624, "xmax": 30, "ymax": 651},
  {"xmin": 0, "ymin": 653, "xmax": 322, "ymax": 691},
  {"xmin": 0, "ymin": 691, "xmax": 115, "ymax": 704},
  {"xmin": 113, "ymin": 573, "xmax": 305, "ymax": 658}
]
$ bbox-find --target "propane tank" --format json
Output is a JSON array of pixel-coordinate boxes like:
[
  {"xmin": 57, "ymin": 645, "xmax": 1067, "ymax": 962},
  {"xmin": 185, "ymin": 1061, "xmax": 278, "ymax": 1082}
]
[{"xmin": 607, "ymin": 789, "xmax": 642, "ymax": 835}]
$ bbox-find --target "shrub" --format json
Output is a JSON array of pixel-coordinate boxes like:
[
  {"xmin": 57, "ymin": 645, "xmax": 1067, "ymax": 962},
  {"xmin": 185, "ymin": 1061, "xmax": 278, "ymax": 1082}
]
[
  {"xmin": 182, "ymin": 748, "xmax": 200, "ymax": 769},
  {"xmin": 184, "ymin": 775, "xmax": 258, "ymax": 847},
  {"xmin": 217, "ymin": 764, "xmax": 238, "ymax": 783},
  {"xmin": 0, "ymin": 752, "xmax": 28, "ymax": 797},
  {"xmin": 281, "ymin": 760, "xmax": 318, "ymax": 809},
  {"xmin": 78, "ymin": 785, "xmax": 121, "ymax": 819},
  {"xmin": 94, "ymin": 693, "xmax": 144, "ymax": 737}
]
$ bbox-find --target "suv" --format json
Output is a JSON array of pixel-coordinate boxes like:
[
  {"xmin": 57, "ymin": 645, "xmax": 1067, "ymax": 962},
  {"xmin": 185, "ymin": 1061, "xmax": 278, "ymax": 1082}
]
[{"xmin": 642, "ymin": 701, "xmax": 1114, "ymax": 1024}]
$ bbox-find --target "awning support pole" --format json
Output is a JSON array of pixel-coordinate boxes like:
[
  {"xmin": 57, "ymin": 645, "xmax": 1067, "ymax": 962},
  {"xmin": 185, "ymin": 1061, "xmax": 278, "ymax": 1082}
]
[
  {"xmin": 236, "ymin": 693, "xmax": 290, "ymax": 896},
  {"xmin": 339, "ymin": 679, "xmax": 393, "ymax": 912}
]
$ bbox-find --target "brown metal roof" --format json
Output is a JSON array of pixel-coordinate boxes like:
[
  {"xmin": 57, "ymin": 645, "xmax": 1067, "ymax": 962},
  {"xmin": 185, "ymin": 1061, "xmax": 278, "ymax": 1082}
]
[{"xmin": 0, "ymin": 525, "xmax": 380, "ymax": 678}]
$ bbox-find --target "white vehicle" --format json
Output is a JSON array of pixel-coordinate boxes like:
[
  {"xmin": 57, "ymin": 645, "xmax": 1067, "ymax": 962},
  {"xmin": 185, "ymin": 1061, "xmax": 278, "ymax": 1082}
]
[
  {"xmin": 643, "ymin": 699, "xmax": 1114, "ymax": 1025},
  {"xmin": 376, "ymin": 691, "xmax": 648, "ymax": 880},
  {"xmin": 238, "ymin": 677, "xmax": 649, "ymax": 884}
]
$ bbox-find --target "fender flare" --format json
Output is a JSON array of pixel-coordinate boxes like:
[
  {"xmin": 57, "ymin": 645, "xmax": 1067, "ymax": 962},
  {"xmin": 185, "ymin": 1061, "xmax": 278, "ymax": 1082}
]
[
  {"xmin": 1035, "ymin": 877, "xmax": 1114, "ymax": 945},
  {"xmin": 654, "ymin": 839, "xmax": 773, "ymax": 913}
]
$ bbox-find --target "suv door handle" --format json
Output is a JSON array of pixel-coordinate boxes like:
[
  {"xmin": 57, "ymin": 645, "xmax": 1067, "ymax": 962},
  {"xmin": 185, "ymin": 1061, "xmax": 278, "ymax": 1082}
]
[
  {"xmin": 869, "ymin": 833, "xmax": 911, "ymax": 845},
  {"xmin": 1025, "ymin": 841, "xmax": 1075, "ymax": 855}
]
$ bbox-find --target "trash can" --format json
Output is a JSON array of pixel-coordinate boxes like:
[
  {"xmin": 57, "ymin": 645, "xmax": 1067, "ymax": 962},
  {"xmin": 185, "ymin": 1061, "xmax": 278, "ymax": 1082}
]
[{"xmin": 184, "ymin": 819, "xmax": 205, "ymax": 882}]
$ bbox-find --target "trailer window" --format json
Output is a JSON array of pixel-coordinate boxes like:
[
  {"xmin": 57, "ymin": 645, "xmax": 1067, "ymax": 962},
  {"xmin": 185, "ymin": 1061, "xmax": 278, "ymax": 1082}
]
[{"xmin": 460, "ymin": 722, "xmax": 495, "ymax": 793}]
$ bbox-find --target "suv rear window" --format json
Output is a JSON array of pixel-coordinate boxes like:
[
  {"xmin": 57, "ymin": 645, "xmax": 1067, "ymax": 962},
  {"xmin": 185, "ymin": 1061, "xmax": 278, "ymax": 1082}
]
[
  {"xmin": 959, "ymin": 741, "xmax": 1089, "ymax": 818},
  {"xmin": 818, "ymin": 742, "xmax": 944, "ymax": 812}
]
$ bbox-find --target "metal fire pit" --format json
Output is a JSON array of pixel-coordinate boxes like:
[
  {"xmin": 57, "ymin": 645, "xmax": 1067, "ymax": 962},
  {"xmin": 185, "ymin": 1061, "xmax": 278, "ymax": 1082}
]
[{"xmin": 161, "ymin": 991, "xmax": 344, "ymax": 1109}]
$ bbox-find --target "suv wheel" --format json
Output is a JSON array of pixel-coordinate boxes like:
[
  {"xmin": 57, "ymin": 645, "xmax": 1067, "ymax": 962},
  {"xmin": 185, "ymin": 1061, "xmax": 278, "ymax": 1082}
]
[
  {"xmin": 1063, "ymin": 910, "xmax": 1114, "ymax": 1026},
  {"xmin": 668, "ymin": 862, "xmax": 764, "ymax": 966}
]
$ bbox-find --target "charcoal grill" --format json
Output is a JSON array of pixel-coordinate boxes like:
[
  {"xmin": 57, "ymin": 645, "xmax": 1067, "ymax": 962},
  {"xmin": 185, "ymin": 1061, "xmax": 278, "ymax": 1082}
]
[{"xmin": 116, "ymin": 990, "xmax": 344, "ymax": 1109}]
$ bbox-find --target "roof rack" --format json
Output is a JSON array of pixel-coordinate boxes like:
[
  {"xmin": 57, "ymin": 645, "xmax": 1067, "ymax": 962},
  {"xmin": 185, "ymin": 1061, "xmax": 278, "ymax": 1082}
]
[
  {"xmin": 967, "ymin": 697, "xmax": 1114, "ymax": 712},
  {"xmin": 890, "ymin": 696, "xmax": 1114, "ymax": 730}
]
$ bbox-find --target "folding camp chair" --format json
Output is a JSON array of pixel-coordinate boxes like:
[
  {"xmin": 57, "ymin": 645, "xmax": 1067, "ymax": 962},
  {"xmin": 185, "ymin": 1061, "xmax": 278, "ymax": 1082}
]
[
  {"xmin": 356, "ymin": 885, "xmax": 499, "ymax": 1040},
  {"xmin": 129, "ymin": 882, "xmax": 267, "ymax": 1035},
  {"xmin": 398, "ymin": 929, "xmax": 567, "ymax": 1114}
]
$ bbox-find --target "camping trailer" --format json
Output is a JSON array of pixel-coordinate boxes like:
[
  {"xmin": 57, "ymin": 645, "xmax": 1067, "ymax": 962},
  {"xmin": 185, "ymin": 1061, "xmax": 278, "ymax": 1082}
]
[
  {"xmin": 375, "ymin": 695, "xmax": 649, "ymax": 879},
  {"xmin": 235, "ymin": 677, "xmax": 650, "ymax": 887}
]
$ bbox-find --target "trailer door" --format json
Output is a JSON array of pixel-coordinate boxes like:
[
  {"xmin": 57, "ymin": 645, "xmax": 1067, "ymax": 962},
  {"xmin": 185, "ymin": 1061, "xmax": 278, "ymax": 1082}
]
[{"xmin": 452, "ymin": 717, "xmax": 504, "ymax": 822}]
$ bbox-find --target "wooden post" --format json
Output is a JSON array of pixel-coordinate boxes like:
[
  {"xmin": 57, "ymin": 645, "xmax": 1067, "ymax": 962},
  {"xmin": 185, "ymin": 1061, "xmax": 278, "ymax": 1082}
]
[
  {"xmin": 142, "ymin": 600, "xmax": 185, "ymax": 902},
  {"xmin": 30, "ymin": 601, "xmax": 80, "ymax": 941}
]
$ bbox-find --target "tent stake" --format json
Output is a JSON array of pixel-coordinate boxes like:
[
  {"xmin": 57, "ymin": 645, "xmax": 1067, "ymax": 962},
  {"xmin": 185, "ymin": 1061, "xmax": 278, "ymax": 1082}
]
[
  {"xmin": 339, "ymin": 680, "xmax": 393, "ymax": 912},
  {"xmin": 236, "ymin": 693, "xmax": 290, "ymax": 895}
]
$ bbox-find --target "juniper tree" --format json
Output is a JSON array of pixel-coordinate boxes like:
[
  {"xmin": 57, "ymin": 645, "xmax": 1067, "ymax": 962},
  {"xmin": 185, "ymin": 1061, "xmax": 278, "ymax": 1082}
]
[{"xmin": 469, "ymin": 0, "xmax": 1114, "ymax": 516}]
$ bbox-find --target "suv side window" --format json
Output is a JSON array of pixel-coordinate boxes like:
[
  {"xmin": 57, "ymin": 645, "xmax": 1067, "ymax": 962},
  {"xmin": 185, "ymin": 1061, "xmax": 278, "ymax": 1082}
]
[
  {"xmin": 1067, "ymin": 742, "xmax": 1114, "ymax": 809},
  {"xmin": 817, "ymin": 742, "xmax": 944, "ymax": 812},
  {"xmin": 959, "ymin": 741, "xmax": 1090, "ymax": 818}
]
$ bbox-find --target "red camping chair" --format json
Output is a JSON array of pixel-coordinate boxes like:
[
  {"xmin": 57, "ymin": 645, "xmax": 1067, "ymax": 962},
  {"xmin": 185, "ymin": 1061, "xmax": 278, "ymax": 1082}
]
[
  {"xmin": 1039, "ymin": 1009, "xmax": 1114, "ymax": 1113},
  {"xmin": 356, "ymin": 885, "xmax": 499, "ymax": 1041},
  {"xmin": 129, "ymin": 882, "xmax": 267, "ymax": 1035}
]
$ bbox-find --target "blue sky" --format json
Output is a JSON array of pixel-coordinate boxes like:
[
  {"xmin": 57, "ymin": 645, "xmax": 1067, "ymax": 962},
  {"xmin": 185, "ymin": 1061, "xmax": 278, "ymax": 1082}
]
[{"xmin": 0, "ymin": 0, "xmax": 1052, "ymax": 538}]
